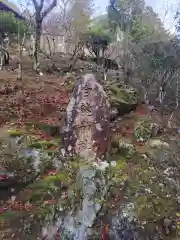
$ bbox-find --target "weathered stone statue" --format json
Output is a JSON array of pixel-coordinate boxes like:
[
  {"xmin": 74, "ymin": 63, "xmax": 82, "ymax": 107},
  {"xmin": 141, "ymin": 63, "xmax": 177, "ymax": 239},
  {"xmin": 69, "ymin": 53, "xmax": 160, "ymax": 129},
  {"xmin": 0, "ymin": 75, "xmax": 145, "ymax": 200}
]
[{"xmin": 61, "ymin": 73, "xmax": 110, "ymax": 161}]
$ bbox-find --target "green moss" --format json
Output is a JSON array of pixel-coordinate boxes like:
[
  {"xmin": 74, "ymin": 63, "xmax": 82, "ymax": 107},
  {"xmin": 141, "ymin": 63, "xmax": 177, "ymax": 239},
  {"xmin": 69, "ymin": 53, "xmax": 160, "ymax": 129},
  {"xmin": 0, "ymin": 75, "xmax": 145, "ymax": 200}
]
[
  {"xmin": 113, "ymin": 159, "xmax": 126, "ymax": 170},
  {"xmin": 0, "ymin": 211, "xmax": 25, "ymax": 221},
  {"xmin": 109, "ymin": 159, "xmax": 129, "ymax": 185},
  {"xmin": 134, "ymin": 191, "xmax": 176, "ymax": 222},
  {"xmin": 134, "ymin": 118, "xmax": 154, "ymax": 142},
  {"xmin": 26, "ymin": 171, "xmax": 72, "ymax": 202},
  {"xmin": 111, "ymin": 135, "xmax": 120, "ymax": 148},
  {"xmin": 33, "ymin": 123, "xmax": 60, "ymax": 137},
  {"xmin": 7, "ymin": 129, "xmax": 24, "ymax": 137},
  {"xmin": 106, "ymin": 83, "xmax": 138, "ymax": 105},
  {"xmin": 45, "ymin": 149, "xmax": 56, "ymax": 156},
  {"xmin": 111, "ymin": 135, "xmax": 136, "ymax": 158},
  {"xmin": 119, "ymin": 140, "xmax": 136, "ymax": 158},
  {"xmin": 28, "ymin": 139, "xmax": 59, "ymax": 149},
  {"xmin": 123, "ymin": 165, "xmax": 176, "ymax": 238}
]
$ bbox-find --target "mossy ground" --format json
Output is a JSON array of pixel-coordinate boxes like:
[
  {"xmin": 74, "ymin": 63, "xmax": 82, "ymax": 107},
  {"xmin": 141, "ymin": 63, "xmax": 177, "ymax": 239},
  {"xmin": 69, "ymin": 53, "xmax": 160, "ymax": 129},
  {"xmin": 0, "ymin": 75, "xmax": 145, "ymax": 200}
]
[
  {"xmin": 95, "ymin": 105, "xmax": 178, "ymax": 239},
  {"xmin": 1, "ymin": 104, "xmax": 177, "ymax": 239},
  {"xmin": 0, "ymin": 69, "xmax": 178, "ymax": 240}
]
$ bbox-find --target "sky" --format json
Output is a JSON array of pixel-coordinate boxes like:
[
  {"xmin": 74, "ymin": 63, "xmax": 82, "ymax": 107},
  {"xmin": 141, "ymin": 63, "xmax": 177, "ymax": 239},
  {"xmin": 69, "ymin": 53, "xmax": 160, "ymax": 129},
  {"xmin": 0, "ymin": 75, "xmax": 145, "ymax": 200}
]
[{"xmin": 11, "ymin": 0, "xmax": 179, "ymax": 33}]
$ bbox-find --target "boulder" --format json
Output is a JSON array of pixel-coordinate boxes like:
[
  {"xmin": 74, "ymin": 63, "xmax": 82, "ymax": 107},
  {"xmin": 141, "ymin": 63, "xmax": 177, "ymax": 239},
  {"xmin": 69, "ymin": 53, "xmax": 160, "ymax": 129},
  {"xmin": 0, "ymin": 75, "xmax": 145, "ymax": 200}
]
[
  {"xmin": 111, "ymin": 135, "xmax": 136, "ymax": 158},
  {"xmin": 61, "ymin": 73, "xmax": 110, "ymax": 161},
  {"xmin": 42, "ymin": 74, "xmax": 110, "ymax": 239},
  {"xmin": 105, "ymin": 83, "xmax": 138, "ymax": 118},
  {"xmin": 134, "ymin": 118, "xmax": 161, "ymax": 142},
  {"xmin": 0, "ymin": 166, "xmax": 16, "ymax": 188}
]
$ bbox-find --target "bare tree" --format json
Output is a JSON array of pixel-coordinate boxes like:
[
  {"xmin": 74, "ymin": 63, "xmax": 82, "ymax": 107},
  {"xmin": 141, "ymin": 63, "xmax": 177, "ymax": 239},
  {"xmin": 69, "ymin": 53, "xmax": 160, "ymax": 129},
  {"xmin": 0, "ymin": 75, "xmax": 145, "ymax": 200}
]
[
  {"xmin": 42, "ymin": 0, "xmax": 73, "ymax": 56},
  {"xmin": 31, "ymin": 0, "xmax": 57, "ymax": 73},
  {"xmin": 44, "ymin": 0, "xmax": 93, "ymax": 71},
  {"xmin": 66, "ymin": 0, "xmax": 93, "ymax": 70}
]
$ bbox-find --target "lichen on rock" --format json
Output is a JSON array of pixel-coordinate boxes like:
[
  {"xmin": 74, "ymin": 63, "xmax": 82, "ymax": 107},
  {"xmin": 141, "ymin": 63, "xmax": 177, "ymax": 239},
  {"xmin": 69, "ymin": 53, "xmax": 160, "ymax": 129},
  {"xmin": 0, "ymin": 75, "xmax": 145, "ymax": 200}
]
[
  {"xmin": 105, "ymin": 83, "xmax": 138, "ymax": 117},
  {"xmin": 111, "ymin": 135, "xmax": 136, "ymax": 158},
  {"xmin": 134, "ymin": 118, "xmax": 160, "ymax": 142},
  {"xmin": 148, "ymin": 139, "xmax": 169, "ymax": 149},
  {"xmin": 61, "ymin": 73, "xmax": 110, "ymax": 161}
]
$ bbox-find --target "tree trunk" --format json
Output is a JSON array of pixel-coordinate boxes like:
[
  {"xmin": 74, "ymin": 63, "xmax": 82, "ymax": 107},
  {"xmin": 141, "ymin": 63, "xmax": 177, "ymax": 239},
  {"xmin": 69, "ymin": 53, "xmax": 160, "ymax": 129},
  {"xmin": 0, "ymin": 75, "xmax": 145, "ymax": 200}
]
[
  {"xmin": 0, "ymin": 44, "xmax": 3, "ymax": 71},
  {"xmin": 33, "ymin": 20, "xmax": 42, "ymax": 73},
  {"xmin": 123, "ymin": 24, "xmax": 130, "ymax": 85}
]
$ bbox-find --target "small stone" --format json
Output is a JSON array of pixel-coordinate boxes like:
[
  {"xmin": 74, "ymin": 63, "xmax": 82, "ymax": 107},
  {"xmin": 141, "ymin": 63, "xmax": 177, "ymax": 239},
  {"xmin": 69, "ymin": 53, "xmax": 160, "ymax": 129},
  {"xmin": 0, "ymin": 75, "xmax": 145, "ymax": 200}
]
[
  {"xmin": 163, "ymin": 218, "xmax": 172, "ymax": 235},
  {"xmin": 159, "ymin": 183, "xmax": 164, "ymax": 188},
  {"xmin": 149, "ymin": 139, "xmax": 169, "ymax": 148}
]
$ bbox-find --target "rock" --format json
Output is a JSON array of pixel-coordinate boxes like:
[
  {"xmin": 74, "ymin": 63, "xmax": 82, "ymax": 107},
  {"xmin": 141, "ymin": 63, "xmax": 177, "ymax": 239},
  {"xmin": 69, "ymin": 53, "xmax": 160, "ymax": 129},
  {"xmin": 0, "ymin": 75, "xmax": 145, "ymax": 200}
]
[
  {"xmin": 42, "ymin": 161, "xmax": 108, "ymax": 240},
  {"xmin": 151, "ymin": 122, "xmax": 161, "ymax": 137},
  {"xmin": 149, "ymin": 139, "xmax": 169, "ymax": 148},
  {"xmin": 163, "ymin": 218, "xmax": 172, "ymax": 235},
  {"xmin": 134, "ymin": 119, "xmax": 161, "ymax": 142},
  {"xmin": 61, "ymin": 73, "xmax": 110, "ymax": 161},
  {"xmin": 105, "ymin": 83, "xmax": 138, "ymax": 117},
  {"xmin": 108, "ymin": 210, "xmax": 147, "ymax": 240},
  {"xmin": 118, "ymin": 140, "xmax": 136, "ymax": 158},
  {"xmin": 42, "ymin": 74, "xmax": 110, "ymax": 239},
  {"xmin": 0, "ymin": 167, "xmax": 16, "ymax": 188},
  {"xmin": 111, "ymin": 135, "xmax": 136, "ymax": 158}
]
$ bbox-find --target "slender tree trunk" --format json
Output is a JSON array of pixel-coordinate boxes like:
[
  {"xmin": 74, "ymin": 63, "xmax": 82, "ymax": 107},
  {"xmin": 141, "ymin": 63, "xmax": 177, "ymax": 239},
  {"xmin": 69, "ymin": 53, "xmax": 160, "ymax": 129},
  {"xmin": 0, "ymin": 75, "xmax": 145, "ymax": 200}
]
[
  {"xmin": 45, "ymin": 35, "xmax": 52, "ymax": 57},
  {"xmin": 34, "ymin": 20, "xmax": 42, "ymax": 73},
  {"xmin": 0, "ymin": 43, "xmax": 3, "ymax": 71},
  {"xmin": 123, "ymin": 23, "xmax": 130, "ymax": 84}
]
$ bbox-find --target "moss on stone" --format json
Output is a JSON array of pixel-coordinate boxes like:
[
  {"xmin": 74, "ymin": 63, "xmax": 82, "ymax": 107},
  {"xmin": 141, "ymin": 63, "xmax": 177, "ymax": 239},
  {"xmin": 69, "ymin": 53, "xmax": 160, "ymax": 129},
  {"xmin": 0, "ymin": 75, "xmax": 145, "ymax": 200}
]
[
  {"xmin": 123, "ymin": 164, "xmax": 176, "ymax": 238},
  {"xmin": 106, "ymin": 83, "xmax": 137, "ymax": 104},
  {"xmin": 33, "ymin": 123, "xmax": 60, "ymax": 137},
  {"xmin": 28, "ymin": 139, "xmax": 59, "ymax": 149},
  {"xmin": 134, "ymin": 118, "xmax": 155, "ymax": 142},
  {"xmin": 105, "ymin": 83, "xmax": 138, "ymax": 113},
  {"xmin": 148, "ymin": 139, "xmax": 169, "ymax": 149},
  {"xmin": 111, "ymin": 135, "xmax": 136, "ymax": 158},
  {"xmin": 7, "ymin": 129, "xmax": 24, "ymax": 137},
  {"xmin": 25, "ymin": 171, "xmax": 73, "ymax": 202}
]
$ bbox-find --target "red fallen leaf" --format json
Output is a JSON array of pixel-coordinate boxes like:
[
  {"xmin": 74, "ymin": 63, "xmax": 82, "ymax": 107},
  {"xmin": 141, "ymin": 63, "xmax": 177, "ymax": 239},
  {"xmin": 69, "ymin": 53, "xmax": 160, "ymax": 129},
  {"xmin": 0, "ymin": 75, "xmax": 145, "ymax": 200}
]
[
  {"xmin": 0, "ymin": 208, "xmax": 5, "ymax": 213},
  {"xmin": 49, "ymin": 145, "xmax": 57, "ymax": 150},
  {"xmin": 44, "ymin": 199, "xmax": 56, "ymax": 205},
  {"xmin": 101, "ymin": 225, "xmax": 109, "ymax": 240},
  {"xmin": 0, "ymin": 174, "xmax": 8, "ymax": 180},
  {"xmin": 47, "ymin": 170, "xmax": 56, "ymax": 175},
  {"xmin": 0, "ymin": 166, "xmax": 6, "ymax": 171},
  {"xmin": 39, "ymin": 175, "xmax": 46, "ymax": 179},
  {"xmin": 11, "ymin": 204, "xmax": 21, "ymax": 211}
]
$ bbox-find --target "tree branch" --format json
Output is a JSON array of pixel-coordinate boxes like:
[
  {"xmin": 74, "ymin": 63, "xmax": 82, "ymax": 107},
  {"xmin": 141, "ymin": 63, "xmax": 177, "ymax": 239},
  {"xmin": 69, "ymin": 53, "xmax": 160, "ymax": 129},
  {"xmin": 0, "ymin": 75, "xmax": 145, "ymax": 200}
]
[
  {"xmin": 41, "ymin": 0, "xmax": 57, "ymax": 19},
  {"xmin": 39, "ymin": 0, "xmax": 45, "ymax": 11},
  {"xmin": 32, "ymin": 0, "xmax": 38, "ymax": 11}
]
